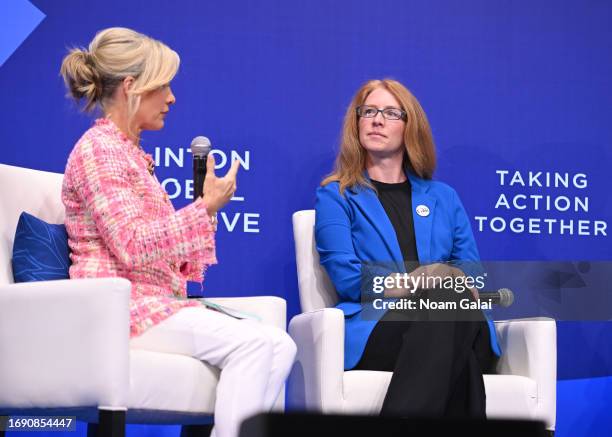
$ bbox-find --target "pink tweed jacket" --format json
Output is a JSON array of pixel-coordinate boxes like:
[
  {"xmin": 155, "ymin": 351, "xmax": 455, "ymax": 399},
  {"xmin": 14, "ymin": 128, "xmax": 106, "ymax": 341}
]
[{"xmin": 62, "ymin": 118, "xmax": 216, "ymax": 337}]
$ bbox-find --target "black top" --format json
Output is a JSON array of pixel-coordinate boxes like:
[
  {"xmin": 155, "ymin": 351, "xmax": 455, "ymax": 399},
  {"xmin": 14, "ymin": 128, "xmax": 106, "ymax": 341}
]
[{"xmin": 370, "ymin": 178, "xmax": 419, "ymax": 263}]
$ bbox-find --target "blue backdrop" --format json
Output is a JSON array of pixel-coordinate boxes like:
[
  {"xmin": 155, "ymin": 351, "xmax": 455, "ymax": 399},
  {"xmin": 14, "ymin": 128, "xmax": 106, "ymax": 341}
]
[{"xmin": 2, "ymin": 0, "xmax": 611, "ymax": 435}]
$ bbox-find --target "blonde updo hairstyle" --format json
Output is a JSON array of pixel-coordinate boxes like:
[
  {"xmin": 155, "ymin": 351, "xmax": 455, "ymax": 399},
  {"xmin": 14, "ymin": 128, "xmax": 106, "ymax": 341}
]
[{"xmin": 60, "ymin": 27, "xmax": 179, "ymax": 120}]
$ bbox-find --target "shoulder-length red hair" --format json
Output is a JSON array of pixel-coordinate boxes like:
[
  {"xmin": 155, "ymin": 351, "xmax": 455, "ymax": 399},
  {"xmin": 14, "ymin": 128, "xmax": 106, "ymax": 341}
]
[{"xmin": 322, "ymin": 79, "xmax": 436, "ymax": 193}]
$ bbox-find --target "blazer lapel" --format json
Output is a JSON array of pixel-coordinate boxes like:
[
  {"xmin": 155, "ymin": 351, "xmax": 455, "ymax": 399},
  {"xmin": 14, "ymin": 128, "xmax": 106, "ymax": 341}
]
[
  {"xmin": 409, "ymin": 174, "xmax": 436, "ymax": 263},
  {"xmin": 348, "ymin": 185, "xmax": 405, "ymax": 269}
]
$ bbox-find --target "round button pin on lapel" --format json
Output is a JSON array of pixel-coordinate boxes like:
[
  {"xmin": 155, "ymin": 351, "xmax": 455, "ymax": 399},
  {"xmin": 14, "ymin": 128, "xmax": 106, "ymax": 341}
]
[{"xmin": 416, "ymin": 205, "xmax": 430, "ymax": 217}]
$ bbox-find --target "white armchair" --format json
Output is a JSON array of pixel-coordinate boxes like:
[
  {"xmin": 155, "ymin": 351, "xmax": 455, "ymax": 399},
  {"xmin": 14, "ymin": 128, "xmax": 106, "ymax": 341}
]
[
  {"xmin": 287, "ymin": 210, "xmax": 556, "ymax": 431},
  {"xmin": 0, "ymin": 163, "xmax": 287, "ymax": 436}
]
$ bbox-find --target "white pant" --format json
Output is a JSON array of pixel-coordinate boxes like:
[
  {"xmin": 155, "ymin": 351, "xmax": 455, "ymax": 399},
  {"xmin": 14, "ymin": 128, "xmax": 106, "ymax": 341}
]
[{"xmin": 130, "ymin": 306, "xmax": 297, "ymax": 437}]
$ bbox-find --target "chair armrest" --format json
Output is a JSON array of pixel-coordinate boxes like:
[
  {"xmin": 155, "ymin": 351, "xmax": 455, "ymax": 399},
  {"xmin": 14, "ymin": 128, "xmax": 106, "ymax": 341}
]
[
  {"xmin": 287, "ymin": 308, "xmax": 345, "ymax": 412},
  {"xmin": 494, "ymin": 317, "xmax": 556, "ymax": 429},
  {"xmin": 0, "ymin": 278, "xmax": 131, "ymax": 410},
  {"xmin": 205, "ymin": 296, "xmax": 287, "ymax": 330}
]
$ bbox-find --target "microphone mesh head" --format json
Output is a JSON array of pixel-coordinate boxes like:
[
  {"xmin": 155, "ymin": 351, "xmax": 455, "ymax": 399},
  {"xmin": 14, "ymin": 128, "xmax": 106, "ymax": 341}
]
[
  {"xmin": 499, "ymin": 288, "xmax": 514, "ymax": 307},
  {"xmin": 191, "ymin": 136, "xmax": 212, "ymax": 157}
]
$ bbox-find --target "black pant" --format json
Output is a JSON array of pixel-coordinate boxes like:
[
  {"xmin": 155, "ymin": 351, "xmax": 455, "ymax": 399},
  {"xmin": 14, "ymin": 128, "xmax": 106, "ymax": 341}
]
[{"xmin": 354, "ymin": 289, "xmax": 497, "ymax": 419}]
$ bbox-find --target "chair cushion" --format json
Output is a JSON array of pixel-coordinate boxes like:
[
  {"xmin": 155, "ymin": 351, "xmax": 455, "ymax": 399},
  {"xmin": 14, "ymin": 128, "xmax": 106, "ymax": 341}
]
[
  {"xmin": 483, "ymin": 374, "xmax": 538, "ymax": 420},
  {"xmin": 341, "ymin": 370, "xmax": 539, "ymax": 421},
  {"xmin": 11, "ymin": 212, "xmax": 70, "ymax": 283},
  {"xmin": 128, "ymin": 349, "xmax": 219, "ymax": 413}
]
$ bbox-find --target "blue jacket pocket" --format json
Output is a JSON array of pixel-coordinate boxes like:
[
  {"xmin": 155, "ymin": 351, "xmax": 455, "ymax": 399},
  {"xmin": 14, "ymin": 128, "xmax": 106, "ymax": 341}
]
[{"xmin": 336, "ymin": 301, "xmax": 362, "ymax": 317}]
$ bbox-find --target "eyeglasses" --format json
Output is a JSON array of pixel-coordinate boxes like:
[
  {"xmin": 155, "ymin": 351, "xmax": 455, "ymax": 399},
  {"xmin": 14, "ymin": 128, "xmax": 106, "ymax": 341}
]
[{"xmin": 356, "ymin": 105, "xmax": 406, "ymax": 121}]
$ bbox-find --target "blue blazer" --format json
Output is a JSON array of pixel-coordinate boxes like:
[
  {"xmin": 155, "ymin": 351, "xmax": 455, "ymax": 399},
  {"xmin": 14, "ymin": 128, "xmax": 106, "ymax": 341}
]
[{"xmin": 315, "ymin": 172, "xmax": 501, "ymax": 370}]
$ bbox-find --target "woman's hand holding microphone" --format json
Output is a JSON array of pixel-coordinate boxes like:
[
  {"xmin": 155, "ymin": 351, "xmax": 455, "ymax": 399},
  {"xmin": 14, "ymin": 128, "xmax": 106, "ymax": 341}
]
[{"xmin": 202, "ymin": 155, "xmax": 240, "ymax": 224}]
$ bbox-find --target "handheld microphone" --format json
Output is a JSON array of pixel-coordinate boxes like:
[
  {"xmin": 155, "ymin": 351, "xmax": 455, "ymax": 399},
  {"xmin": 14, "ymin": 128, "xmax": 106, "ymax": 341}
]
[
  {"xmin": 478, "ymin": 288, "xmax": 514, "ymax": 307},
  {"xmin": 191, "ymin": 136, "xmax": 212, "ymax": 202}
]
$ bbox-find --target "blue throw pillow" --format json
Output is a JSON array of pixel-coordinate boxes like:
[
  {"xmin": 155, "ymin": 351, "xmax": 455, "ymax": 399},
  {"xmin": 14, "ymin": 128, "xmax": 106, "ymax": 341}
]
[{"xmin": 12, "ymin": 212, "xmax": 71, "ymax": 282}]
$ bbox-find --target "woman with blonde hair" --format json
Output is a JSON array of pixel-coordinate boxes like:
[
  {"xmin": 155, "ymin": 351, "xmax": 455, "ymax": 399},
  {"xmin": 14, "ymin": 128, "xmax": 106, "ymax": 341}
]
[
  {"xmin": 61, "ymin": 27, "xmax": 295, "ymax": 437},
  {"xmin": 315, "ymin": 79, "xmax": 500, "ymax": 418}
]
